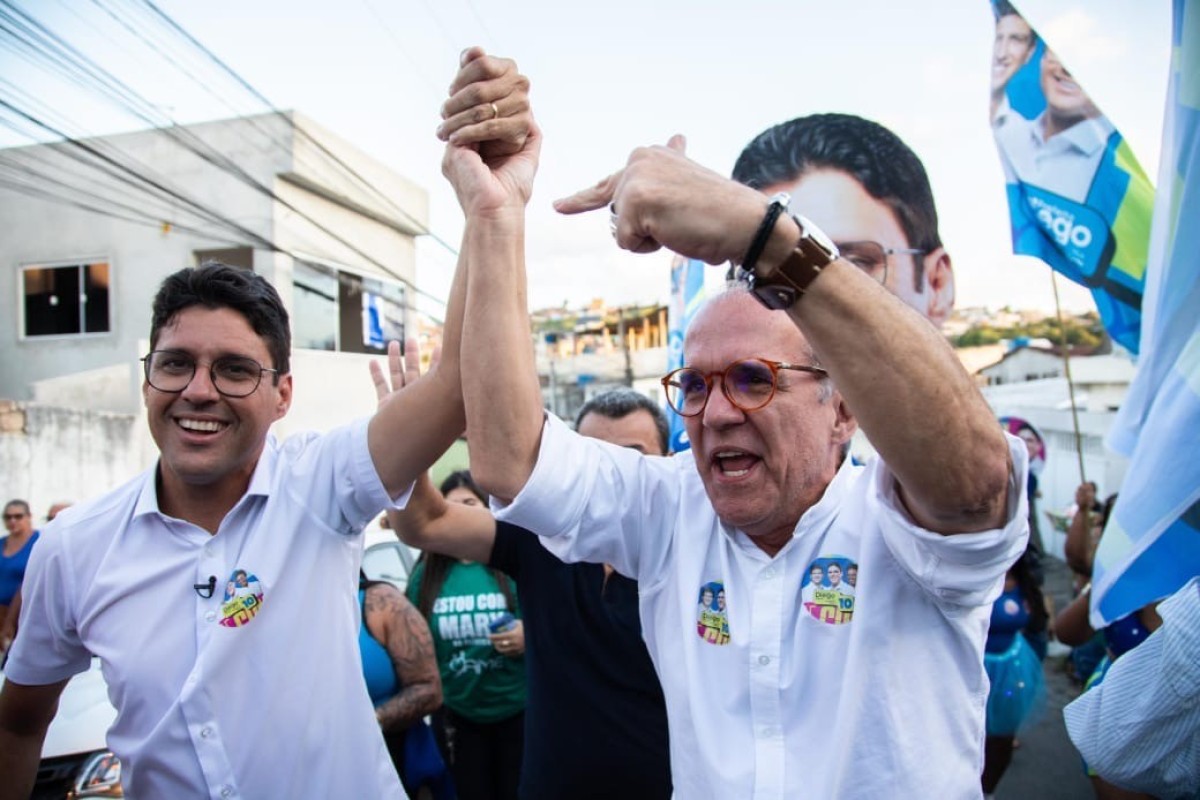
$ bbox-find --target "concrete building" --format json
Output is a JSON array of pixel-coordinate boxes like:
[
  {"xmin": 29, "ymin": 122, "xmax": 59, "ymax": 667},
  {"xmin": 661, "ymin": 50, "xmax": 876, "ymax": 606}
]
[
  {"xmin": 1, "ymin": 111, "xmax": 429, "ymax": 509},
  {"xmin": 978, "ymin": 345, "xmax": 1138, "ymax": 559}
]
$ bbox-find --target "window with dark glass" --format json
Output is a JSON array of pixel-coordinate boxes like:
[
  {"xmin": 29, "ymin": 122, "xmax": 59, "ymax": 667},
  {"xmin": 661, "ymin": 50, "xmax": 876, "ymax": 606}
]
[
  {"xmin": 22, "ymin": 262, "xmax": 111, "ymax": 337},
  {"xmin": 293, "ymin": 260, "xmax": 406, "ymax": 355},
  {"xmin": 293, "ymin": 261, "xmax": 338, "ymax": 351}
]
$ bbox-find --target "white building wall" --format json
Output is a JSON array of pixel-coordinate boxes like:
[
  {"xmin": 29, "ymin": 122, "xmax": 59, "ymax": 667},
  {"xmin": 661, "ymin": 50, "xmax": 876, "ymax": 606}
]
[
  {"xmin": 0, "ymin": 199, "xmax": 221, "ymax": 405},
  {"xmin": 275, "ymin": 348, "xmax": 383, "ymax": 440},
  {"xmin": 982, "ymin": 348, "xmax": 1065, "ymax": 384},
  {"xmin": 286, "ymin": 112, "xmax": 428, "ymax": 235},
  {"xmin": 30, "ymin": 363, "xmax": 137, "ymax": 414},
  {"xmin": 0, "ymin": 401, "xmax": 157, "ymax": 514},
  {"xmin": 0, "ymin": 116, "xmax": 288, "ymax": 403},
  {"xmin": 984, "ymin": 379, "xmax": 1129, "ymax": 560},
  {"xmin": 1, "ymin": 112, "xmax": 426, "ymax": 414}
]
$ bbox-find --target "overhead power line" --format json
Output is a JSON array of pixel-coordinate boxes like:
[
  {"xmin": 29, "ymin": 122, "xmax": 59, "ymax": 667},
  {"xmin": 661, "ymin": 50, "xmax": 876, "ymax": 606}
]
[
  {"xmin": 2, "ymin": 0, "xmax": 424, "ymax": 289},
  {"xmin": 0, "ymin": 97, "xmax": 280, "ymax": 251},
  {"xmin": 0, "ymin": 0, "xmax": 458, "ymax": 312},
  {"xmin": 138, "ymin": 0, "xmax": 461, "ymax": 259}
]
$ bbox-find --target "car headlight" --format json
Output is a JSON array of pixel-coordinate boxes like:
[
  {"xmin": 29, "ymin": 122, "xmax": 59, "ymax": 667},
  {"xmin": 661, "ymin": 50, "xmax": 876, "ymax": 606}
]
[{"xmin": 69, "ymin": 751, "xmax": 123, "ymax": 798}]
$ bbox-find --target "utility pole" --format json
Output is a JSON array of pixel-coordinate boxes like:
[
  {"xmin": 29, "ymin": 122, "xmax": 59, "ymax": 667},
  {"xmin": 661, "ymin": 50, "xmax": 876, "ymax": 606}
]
[{"xmin": 618, "ymin": 306, "xmax": 634, "ymax": 387}]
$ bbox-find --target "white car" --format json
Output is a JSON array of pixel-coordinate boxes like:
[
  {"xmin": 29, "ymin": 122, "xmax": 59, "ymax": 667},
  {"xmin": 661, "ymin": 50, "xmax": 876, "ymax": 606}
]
[
  {"xmin": 5, "ymin": 531, "xmax": 419, "ymax": 799},
  {"xmin": 0, "ymin": 658, "xmax": 122, "ymax": 799},
  {"xmin": 362, "ymin": 524, "xmax": 420, "ymax": 592}
]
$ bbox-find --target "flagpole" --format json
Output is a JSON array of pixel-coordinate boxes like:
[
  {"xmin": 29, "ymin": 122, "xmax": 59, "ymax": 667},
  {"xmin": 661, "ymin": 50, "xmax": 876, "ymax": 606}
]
[{"xmin": 1050, "ymin": 272, "xmax": 1088, "ymax": 487}]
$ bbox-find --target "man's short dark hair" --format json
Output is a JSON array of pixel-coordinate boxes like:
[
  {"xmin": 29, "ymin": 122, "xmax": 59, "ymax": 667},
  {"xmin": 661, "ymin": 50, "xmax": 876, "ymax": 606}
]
[
  {"xmin": 150, "ymin": 261, "xmax": 291, "ymax": 376},
  {"xmin": 575, "ymin": 388, "xmax": 670, "ymax": 456},
  {"xmin": 731, "ymin": 114, "xmax": 941, "ymax": 290}
]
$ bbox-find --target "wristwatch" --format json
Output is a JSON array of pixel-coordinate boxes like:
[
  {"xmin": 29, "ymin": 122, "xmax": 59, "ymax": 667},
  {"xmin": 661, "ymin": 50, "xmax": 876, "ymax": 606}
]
[{"xmin": 736, "ymin": 203, "xmax": 840, "ymax": 310}]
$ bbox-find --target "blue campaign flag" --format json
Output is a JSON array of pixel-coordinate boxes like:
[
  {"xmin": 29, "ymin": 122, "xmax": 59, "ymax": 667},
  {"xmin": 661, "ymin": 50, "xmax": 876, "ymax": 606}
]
[
  {"xmin": 989, "ymin": 0, "xmax": 1154, "ymax": 354},
  {"xmin": 666, "ymin": 255, "xmax": 705, "ymax": 452},
  {"xmin": 1090, "ymin": 0, "xmax": 1200, "ymax": 627}
]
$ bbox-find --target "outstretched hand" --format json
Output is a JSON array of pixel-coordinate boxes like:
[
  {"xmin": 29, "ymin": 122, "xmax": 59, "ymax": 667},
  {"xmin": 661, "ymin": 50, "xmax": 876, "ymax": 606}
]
[
  {"xmin": 439, "ymin": 47, "xmax": 540, "ymax": 217},
  {"xmin": 553, "ymin": 134, "xmax": 687, "ymax": 217},
  {"xmin": 370, "ymin": 337, "xmax": 438, "ymax": 410},
  {"xmin": 553, "ymin": 134, "xmax": 768, "ymax": 266}
]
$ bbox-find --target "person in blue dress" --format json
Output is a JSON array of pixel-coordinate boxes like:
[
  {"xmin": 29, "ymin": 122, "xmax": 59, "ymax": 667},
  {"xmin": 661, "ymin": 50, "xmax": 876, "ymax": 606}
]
[
  {"xmin": 982, "ymin": 550, "xmax": 1048, "ymax": 798},
  {"xmin": 0, "ymin": 500, "xmax": 40, "ymax": 656}
]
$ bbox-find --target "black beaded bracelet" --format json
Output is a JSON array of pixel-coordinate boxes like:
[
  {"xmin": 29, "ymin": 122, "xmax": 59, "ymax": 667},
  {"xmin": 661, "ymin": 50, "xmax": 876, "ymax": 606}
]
[{"xmin": 739, "ymin": 193, "xmax": 789, "ymax": 274}]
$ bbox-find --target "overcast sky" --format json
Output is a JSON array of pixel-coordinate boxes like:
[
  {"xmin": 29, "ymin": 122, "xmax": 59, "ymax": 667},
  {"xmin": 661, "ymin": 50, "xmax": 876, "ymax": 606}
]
[{"xmin": 2, "ymin": 0, "xmax": 1173, "ymax": 318}]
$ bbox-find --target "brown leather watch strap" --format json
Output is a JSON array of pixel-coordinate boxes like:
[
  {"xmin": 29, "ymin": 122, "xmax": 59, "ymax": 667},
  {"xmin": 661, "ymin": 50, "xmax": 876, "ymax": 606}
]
[{"xmin": 745, "ymin": 214, "xmax": 838, "ymax": 310}]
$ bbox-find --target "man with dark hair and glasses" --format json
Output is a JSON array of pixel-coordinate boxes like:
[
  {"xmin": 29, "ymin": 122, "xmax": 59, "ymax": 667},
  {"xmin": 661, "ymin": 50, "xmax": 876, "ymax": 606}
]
[
  {"xmin": 443, "ymin": 52, "xmax": 1029, "ymax": 797},
  {"xmin": 731, "ymin": 112, "xmax": 955, "ymax": 327},
  {"xmin": 0, "ymin": 52, "xmax": 533, "ymax": 800}
]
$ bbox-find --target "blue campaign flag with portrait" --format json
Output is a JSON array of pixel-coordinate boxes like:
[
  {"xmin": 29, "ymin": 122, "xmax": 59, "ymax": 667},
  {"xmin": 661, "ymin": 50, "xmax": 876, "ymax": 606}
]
[
  {"xmin": 989, "ymin": 0, "xmax": 1154, "ymax": 354},
  {"xmin": 666, "ymin": 254, "xmax": 705, "ymax": 452},
  {"xmin": 1090, "ymin": 0, "xmax": 1200, "ymax": 627}
]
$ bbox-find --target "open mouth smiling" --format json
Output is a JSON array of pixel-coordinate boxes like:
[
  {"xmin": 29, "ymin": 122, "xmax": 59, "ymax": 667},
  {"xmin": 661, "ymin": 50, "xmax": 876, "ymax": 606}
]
[
  {"xmin": 1050, "ymin": 72, "xmax": 1082, "ymax": 95},
  {"xmin": 176, "ymin": 417, "xmax": 228, "ymax": 434}
]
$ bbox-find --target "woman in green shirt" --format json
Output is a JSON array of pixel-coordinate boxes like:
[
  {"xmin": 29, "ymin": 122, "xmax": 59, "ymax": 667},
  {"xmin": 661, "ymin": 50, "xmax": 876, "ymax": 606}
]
[{"xmin": 406, "ymin": 471, "xmax": 526, "ymax": 800}]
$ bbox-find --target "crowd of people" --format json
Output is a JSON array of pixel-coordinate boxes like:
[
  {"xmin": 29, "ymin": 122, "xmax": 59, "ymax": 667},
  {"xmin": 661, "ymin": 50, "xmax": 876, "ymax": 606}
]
[{"xmin": 0, "ymin": 35, "xmax": 1195, "ymax": 800}]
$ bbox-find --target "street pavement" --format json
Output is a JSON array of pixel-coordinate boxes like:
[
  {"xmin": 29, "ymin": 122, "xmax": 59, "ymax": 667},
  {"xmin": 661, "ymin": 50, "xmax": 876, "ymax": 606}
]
[{"xmin": 996, "ymin": 555, "xmax": 1094, "ymax": 800}]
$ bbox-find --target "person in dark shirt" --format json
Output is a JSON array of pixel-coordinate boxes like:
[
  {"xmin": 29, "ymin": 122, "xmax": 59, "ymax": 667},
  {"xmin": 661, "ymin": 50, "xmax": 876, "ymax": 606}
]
[{"xmin": 378, "ymin": 362, "xmax": 672, "ymax": 799}]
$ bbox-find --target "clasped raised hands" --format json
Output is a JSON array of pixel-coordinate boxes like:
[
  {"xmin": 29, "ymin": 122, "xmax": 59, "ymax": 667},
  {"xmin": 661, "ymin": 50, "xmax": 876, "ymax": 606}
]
[{"xmin": 439, "ymin": 46, "xmax": 540, "ymax": 216}]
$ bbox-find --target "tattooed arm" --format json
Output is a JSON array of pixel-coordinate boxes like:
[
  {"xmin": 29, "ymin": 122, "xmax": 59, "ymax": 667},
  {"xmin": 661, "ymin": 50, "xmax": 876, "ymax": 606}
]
[{"xmin": 364, "ymin": 582, "xmax": 443, "ymax": 731}]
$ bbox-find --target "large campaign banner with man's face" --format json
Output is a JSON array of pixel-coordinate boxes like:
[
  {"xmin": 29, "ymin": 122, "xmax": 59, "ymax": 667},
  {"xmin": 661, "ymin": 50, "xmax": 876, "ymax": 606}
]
[{"xmin": 990, "ymin": 0, "xmax": 1153, "ymax": 354}]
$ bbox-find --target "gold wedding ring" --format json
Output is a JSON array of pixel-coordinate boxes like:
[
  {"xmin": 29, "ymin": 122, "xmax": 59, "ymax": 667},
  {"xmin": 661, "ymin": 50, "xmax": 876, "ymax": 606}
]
[{"xmin": 489, "ymin": 102, "xmax": 500, "ymax": 120}]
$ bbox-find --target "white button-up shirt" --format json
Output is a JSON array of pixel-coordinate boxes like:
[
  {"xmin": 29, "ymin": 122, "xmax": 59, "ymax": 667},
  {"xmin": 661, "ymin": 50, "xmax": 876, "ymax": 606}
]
[
  {"xmin": 8, "ymin": 420, "xmax": 410, "ymax": 800},
  {"xmin": 995, "ymin": 108, "xmax": 1116, "ymax": 204},
  {"xmin": 496, "ymin": 415, "xmax": 1029, "ymax": 800},
  {"xmin": 1065, "ymin": 577, "xmax": 1200, "ymax": 797}
]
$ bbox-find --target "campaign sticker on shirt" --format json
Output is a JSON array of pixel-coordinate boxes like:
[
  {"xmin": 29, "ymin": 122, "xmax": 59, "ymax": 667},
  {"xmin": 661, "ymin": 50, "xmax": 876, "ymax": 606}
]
[
  {"xmin": 219, "ymin": 568, "xmax": 264, "ymax": 628},
  {"xmin": 695, "ymin": 581, "xmax": 731, "ymax": 645},
  {"xmin": 801, "ymin": 556, "xmax": 857, "ymax": 625}
]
